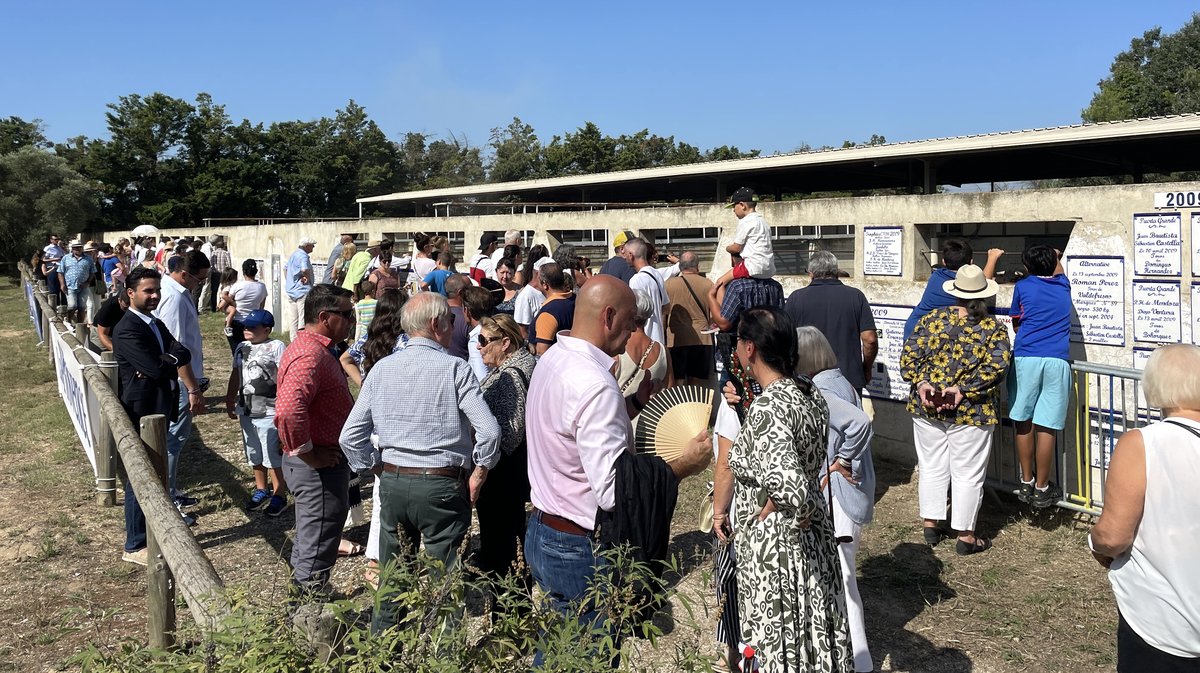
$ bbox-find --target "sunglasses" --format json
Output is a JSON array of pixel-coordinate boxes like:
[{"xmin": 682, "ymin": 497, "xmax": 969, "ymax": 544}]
[
  {"xmin": 477, "ymin": 333, "xmax": 499, "ymax": 347},
  {"xmin": 325, "ymin": 308, "xmax": 354, "ymax": 321}
]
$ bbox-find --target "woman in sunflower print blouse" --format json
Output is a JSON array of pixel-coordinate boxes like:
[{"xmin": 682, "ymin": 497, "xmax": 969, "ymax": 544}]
[{"xmin": 901, "ymin": 264, "xmax": 1011, "ymax": 556}]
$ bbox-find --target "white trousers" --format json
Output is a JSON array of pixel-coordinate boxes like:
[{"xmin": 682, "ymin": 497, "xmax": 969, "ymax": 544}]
[
  {"xmin": 288, "ymin": 295, "xmax": 306, "ymax": 340},
  {"xmin": 833, "ymin": 498, "xmax": 872, "ymax": 672},
  {"xmin": 912, "ymin": 416, "xmax": 993, "ymax": 532}
]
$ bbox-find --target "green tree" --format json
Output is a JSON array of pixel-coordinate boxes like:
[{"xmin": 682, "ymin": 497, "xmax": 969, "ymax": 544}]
[
  {"xmin": 544, "ymin": 122, "xmax": 617, "ymax": 175},
  {"xmin": 1083, "ymin": 14, "xmax": 1200, "ymax": 122},
  {"xmin": 703, "ymin": 145, "xmax": 760, "ymax": 161},
  {"xmin": 0, "ymin": 117, "xmax": 50, "ymax": 154},
  {"xmin": 487, "ymin": 117, "xmax": 544, "ymax": 182},
  {"xmin": 0, "ymin": 147, "xmax": 99, "ymax": 261}
]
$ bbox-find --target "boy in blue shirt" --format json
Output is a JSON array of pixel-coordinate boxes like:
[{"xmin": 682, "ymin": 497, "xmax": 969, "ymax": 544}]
[{"xmin": 1006, "ymin": 245, "xmax": 1073, "ymax": 509}]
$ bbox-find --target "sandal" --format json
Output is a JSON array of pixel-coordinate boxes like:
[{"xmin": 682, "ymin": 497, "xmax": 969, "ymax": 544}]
[
  {"xmin": 364, "ymin": 560, "xmax": 380, "ymax": 589},
  {"xmin": 338, "ymin": 539, "xmax": 365, "ymax": 557},
  {"xmin": 956, "ymin": 537, "xmax": 992, "ymax": 555},
  {"xmin": 923, "ymin": 525, "xmax": 948, "ymax": 547}
]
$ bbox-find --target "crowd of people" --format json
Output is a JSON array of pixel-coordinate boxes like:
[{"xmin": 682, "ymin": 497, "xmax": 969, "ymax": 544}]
[{"xmin": 35, "ymin": 185, "xmax": 1200, "ymax": 671}]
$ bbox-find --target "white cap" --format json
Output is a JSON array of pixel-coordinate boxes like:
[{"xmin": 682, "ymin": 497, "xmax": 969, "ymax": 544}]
[
  {"xmin": 299, "ymin": 237, "xmax": 317, "ymax": 247},
  {"xmin": 533, "ymin": 257, "xmax": 554, "ymax": 271}
]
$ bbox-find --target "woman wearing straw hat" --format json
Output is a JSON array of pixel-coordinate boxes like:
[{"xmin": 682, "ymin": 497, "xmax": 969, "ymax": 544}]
[{"xmin": 900, "ymin": 264, "xmax": 1011, "ymax": 555}]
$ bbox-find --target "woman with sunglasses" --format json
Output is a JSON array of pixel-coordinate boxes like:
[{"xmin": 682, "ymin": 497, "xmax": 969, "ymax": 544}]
[{"xmin": 474, "ymin": 313, "xmax": 537, "ymax": 618}]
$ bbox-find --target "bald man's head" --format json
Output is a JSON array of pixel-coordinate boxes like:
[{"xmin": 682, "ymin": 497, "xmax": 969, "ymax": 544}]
[{"xmin": 572, "ymin": 274, "xmax": 638, "ymax": 356}]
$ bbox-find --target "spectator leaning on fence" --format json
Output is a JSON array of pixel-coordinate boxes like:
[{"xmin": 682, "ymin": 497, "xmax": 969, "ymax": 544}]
[
  {"xmin": 1090, "ymin": 344, "xmax": 1200, "ymax": 672},
  {"xmin": 275, "ymin": 283, "xmax": 357, "ymax": 599},
  {"xmin": 285, "ymin": 238, "xmax": 316, "ymax": 340},
  {"xmin": 113, "ymin": 266, "xmax": 192, "ymax": 566},
  {"xmin": 1005, "ymin": 244, "xmax": 1074, "ymax": 509}
]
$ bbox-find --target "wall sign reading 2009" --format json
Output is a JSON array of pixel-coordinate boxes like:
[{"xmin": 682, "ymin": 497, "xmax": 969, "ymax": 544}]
[{"xmin": 1154, "ymin": 191, "xmax": 1200, "ymax": 208}]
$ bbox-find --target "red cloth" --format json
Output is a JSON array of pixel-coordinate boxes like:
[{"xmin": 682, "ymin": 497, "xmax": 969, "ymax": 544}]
[
  {"xmin": 275, "ymin": 330, "xmax": 353, "ymax": 456},
  {"xmin": 731, "ymin": 259, "xmax": 750, "ymax": 279}
]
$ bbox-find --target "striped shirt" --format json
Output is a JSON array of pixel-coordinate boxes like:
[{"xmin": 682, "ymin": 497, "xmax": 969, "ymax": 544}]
[{"xmin": 339, "ymin": 337, "xmax": 500, "ymax": 473}]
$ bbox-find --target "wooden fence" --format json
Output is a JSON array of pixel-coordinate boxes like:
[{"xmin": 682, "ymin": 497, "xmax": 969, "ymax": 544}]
[{"xmin": 18, "ymin": 261, "xmax": 231, "ymax": 646}]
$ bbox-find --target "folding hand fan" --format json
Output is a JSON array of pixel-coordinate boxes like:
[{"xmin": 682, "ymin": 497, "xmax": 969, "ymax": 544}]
[{"xmin": 634, "ymin": 385, "xmax": 716, "ymax": 461}]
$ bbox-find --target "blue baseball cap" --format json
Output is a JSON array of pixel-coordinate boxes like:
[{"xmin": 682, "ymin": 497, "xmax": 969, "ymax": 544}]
[{"xmin": 242, "ymin": 309, "xmax": 275, "ymax": 329}]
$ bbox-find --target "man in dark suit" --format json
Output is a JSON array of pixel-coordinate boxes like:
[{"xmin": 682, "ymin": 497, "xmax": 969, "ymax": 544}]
[{"xmin": 113, "ymin": 266, "xmax": 192, "ymax": 565}]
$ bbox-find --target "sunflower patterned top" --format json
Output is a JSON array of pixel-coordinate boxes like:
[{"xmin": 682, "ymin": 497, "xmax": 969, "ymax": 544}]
[{"xmin": 900, "ymin": 306, "xmax": 1012, "ymax": 426}]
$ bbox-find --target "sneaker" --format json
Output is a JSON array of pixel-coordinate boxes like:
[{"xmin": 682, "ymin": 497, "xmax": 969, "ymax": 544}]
[
  {"xmin": 175, "ymin": 493, "xmax": 199, "ymax": 508},
  {"xmin": 223, "ymin": 326, "xmax": 234, "ymax": 337},
  {"xmin": 265, "ymin": 495, "xmax": 288, "ymax": 517},
  {"xmin": 1017, "ymin": 480, "xmax": 1035, "ymax": 504},
  {"xmin": 1030, "ymin": 483, "xmax": 1063, "ymax": 510},
  {"xmin": 122, "ymin": 548, "xmax": 148, "ymax": 566},
  {"xmin": 178, "ymin": 506, "xmax": 198, "ymax": 527},
  {"xmin": 247, "ymin": 488, "xmax": 271, "ymax": 511}
]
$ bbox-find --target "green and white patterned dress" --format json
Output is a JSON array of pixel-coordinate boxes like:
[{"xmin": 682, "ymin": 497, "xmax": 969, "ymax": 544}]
[{"xmin": 727, "ymin": 377, "xmax": 853, "ymax": 673}]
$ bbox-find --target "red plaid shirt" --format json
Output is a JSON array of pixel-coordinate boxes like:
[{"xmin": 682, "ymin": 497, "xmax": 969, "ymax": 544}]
[{"xmin": 275, "ymin": 330, "xmax": 353, "ymax": 456}]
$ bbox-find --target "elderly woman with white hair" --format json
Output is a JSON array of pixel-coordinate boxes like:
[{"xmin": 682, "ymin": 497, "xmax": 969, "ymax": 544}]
[
  {"xmin": 1091, "ymin": 344, "xmax": 1200, "ymax": 671},
  {"xmin": 900, "ymin": 264, "xmax": 1011, "ymax": 555},
  {"xmin": 616, "ymin": 289, "xmax": 670, "ymax": 414},
  {"xmin": 795, "ymin": 326, "xmax": 876, "ymax": 673}
]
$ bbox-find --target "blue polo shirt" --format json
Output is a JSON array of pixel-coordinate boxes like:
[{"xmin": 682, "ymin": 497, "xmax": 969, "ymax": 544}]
[
  {"xmin": 423, "ymin": 269, "xmax": 454, "ymax": 297},
  {"xmin": 904, "ymin": 268, "xmax": 957, "ymax": 341},
  {"xmin": 1009, "ymin": 274, "xmax": 1072, "ymax": 360}
]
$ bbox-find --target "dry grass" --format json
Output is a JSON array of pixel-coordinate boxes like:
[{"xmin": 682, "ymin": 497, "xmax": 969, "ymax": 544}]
[{"xmin": 0, "ymin": 277, "xmax": 1117, "ymax": 672}]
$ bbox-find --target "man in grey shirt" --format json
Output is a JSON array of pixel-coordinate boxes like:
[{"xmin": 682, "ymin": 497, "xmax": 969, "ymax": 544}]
[{"xmin": 340, "ymin": 290, "xmax": 500, "ymax": 633}]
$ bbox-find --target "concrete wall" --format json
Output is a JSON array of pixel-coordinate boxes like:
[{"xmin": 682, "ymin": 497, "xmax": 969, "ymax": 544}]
[{"xmin": 103, "ymin": 180, "xmax": 1199, "ymax": 467}]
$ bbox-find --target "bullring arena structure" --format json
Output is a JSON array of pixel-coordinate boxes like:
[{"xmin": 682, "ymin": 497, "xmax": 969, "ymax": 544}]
[{"xmin": 104, "ymin": 114, "xmax": 1200, "ymax": 516}]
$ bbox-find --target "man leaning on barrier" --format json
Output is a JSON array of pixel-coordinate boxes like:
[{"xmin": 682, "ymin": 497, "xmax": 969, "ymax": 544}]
[{"xmin": 112, "ymin": 266, "xmax": 192, "ymax": 566}]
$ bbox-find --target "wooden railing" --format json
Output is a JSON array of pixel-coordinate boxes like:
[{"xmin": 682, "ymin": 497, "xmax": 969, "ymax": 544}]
[{"xmin": 18, "ymin": 261, "xmax": 231, "ymax": 645}]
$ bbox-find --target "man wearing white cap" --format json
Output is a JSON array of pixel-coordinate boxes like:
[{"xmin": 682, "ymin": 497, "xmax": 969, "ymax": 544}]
[
  {"xmin": 59, "ymin": 240, "xmax": 95, "ymax": 324},
  {"xmin": 513, "ymin": 256, "xmax": 553, "ymax": 332},
  {"xmin": 286, "ymin": 238, "xmax": 317, "ymax": 339}
]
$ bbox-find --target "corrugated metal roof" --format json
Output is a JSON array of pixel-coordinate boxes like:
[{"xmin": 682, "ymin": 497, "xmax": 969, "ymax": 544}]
[{"xmin": 357, "ymin": 114, "xmax": 1200, "ymax": 204}]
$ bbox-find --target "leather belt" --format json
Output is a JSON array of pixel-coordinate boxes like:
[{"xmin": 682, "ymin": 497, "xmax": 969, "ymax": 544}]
[
  {"xmin": 533, "ymin": 508, "xmax": 592, "ymax": 537},
  {"xmin": 380, "ymin": 464, "xmax": 467, "ymax": 480}
]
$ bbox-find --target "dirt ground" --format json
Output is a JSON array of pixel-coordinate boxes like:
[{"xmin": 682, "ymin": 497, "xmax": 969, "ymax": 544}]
[{"xmin": 0, "ymin": 279, "xmax": 1117, "ymax": 672}]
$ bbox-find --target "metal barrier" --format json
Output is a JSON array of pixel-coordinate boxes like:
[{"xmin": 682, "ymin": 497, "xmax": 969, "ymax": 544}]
[{"xmin": 985, "ymin": 360, "xmax": 1156, "ymax": 516}]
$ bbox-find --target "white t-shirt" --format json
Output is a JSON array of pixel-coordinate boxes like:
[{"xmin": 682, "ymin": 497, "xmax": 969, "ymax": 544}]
[
  {"xmin": 489, "ymin": 247, "xmax": 511, "ymax": 281},
  {"xmin": 513, "ymin": 283, "xmax": 545, "ymax": 326},
  {"xmin": 229, "ymin": 280, "xmax": 268, "ymax": 319},
  {"xmin": 469, "ymin": 252, "xmax": 494, "ymax": 279},
  {"xmin": 629, "ymin": 267, "xmax": 667, "ymax": 345},
  {"xmin": 732, "ymin": 211, "xmax": 776, "ymax": 278}
]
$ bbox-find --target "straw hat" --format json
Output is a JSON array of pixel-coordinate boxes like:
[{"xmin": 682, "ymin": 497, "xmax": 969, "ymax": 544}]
[{"xmin": 942, "ymin": 264, "xmax": 998, "ymax": 300}]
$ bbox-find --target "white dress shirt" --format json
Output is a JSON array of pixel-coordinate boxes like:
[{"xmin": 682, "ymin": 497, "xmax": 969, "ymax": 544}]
[
  {"xmin": 629, "ymin": 266, "xmax": 668, "ymax": 345},
  {"xmin": 154, "ymin": 274, "xmax": 203, "ymax": 381}
]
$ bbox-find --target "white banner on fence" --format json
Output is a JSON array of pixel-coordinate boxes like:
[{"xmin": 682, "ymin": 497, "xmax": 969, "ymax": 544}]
[
  {"xmin": 50, "ymin": 326, "xmax": 102, "ymax": 475},
  {"xmin": 25, "ymin": 280, "xmax": 42, "ymax": 341}
]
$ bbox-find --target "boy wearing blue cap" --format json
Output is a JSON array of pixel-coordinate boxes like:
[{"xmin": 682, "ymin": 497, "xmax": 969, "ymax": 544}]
[{"xmin": 224, "ymin": 309, "xmax": 289, "ymax": 515}]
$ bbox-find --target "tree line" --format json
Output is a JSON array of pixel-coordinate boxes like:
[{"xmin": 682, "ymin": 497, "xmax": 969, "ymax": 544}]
[{"xmin": 2, "ymin": 13, "xmax": 1198, "ymax": 262}]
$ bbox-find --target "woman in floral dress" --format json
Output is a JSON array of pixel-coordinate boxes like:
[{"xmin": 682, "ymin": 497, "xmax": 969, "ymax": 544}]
[{"xmin": 726, "ymin": 307, "xmax": 853, "ymax": 673}]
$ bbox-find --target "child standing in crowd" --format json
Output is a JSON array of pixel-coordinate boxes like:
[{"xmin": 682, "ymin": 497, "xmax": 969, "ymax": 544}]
[
  {"xmin": 1006, "ymin": 245, "xmax": 1073, "ymax": 508},
  {"xmin": 215, "ymin": 267, "xmax": 240, "ymax": 337},
  {"xmin": 421, "ymin": 251, "xmax": 456, "ymax": 296},
  {"xmin": 224, "ymin": 309, "xmax": 288, "ymax": 516},
  {"xmin": 354, "ymin": 279, "xmax": 378, "ymax": 343}
]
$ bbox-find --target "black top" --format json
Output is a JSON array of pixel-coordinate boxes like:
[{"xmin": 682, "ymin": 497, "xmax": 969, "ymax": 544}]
[
  {"xmin": 93, "ymin": 295, "xmax": 126, "ymax": 330},
  {"xmin": 784, "ymin": 278, "xmax": 876, "ymax": 390},
  {"xmin": 598, "ymin": 256, "xmax": 636, "ymax": 283},
  {"xmin": 448, "ymin": 305, "xmax": 470, "ymax": 360}
]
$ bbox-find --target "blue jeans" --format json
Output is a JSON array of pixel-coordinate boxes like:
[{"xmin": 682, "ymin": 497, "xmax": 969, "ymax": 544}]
[
  {"xmin": 525, "ymin": 513, "xmax": 615, "ymax": 666},
  {"xmin": 123, "ymin": 478, "xmax": 146, "ymax": 552},
  {"xmin": 167, "ymin": 382, "xmax": 193, "ymax": 498}
]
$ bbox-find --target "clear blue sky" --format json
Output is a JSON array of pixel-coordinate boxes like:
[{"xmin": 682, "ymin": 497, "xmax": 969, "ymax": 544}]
[{"xmin": 3, "ymin": 1, "xmax": 1197, "ymax": 155}]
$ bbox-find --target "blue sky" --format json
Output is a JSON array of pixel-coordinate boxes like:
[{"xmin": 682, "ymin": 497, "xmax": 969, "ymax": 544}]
[{"xmin": 3, "ymin": 1, "xmax": 1197, "ymax": 155}]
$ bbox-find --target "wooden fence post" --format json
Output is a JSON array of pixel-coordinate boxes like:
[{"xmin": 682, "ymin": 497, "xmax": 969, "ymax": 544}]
[
  {"xmin": 139, "ymin": 414, "xmax": 176, "ymax": 650},
  {"xmin": 74, "ymin": 321, "xmax": 87, "ymax": 349},
  {"xmin": 95, "ymin": 352, "xmax": 118, "ymax": 507}
]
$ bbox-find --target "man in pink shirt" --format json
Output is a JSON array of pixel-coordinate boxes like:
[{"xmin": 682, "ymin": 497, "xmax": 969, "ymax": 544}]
[{"xmin": 525, "ymin": 275, "xmax": 708, "ymax": 649}]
